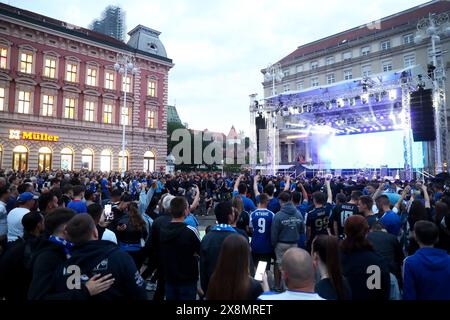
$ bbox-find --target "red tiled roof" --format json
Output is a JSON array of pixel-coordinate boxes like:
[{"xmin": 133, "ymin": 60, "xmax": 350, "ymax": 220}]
[{"xmin": 278, "ymin": 0, "xmax": 450, "ymax": 66}]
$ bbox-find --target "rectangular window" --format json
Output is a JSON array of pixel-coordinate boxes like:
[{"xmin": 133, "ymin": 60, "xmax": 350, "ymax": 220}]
[
  {"xmin": 296, "ymin": 81, "xmax": 304, "ymax": 90},
  {"xmin": 105, "ymin": 71, "xmax": 114, "ymax": 90},
  {"xmin": 343, "ymin": 51, "xmax": 352, "ymax": 61},
  {"xmin": 0, "ymin": 47, "xmax": 8, "ymax": 69},
  {"xmin": 64, "ymin": 97, "xmax": 75, "ymax": 119},
  {"xmin": 326, "ymin": 73, "xmax": 335, "ymax": 84},
  {"xmin": 148, "ymin": 80, "xmax": 157, "ymax": 97},
  {"xmin": 103, "ymin": 104, "xmax": 113, "ymax": 124},
  {"xmin": 311, "ymin": 77, "xmax": 319, "ymax": 87},
  {"xmin": 382, "ymin": 61, "xmax": 393, "ymax": 72},
  {"xmin": 66, "ymin": 62, "xmax": 77, "ymax": 82},
  {"xmin": 0, "ymin": 87, "xmax": 5, "ymax": 111},
  {"xmin": 311, "ymin": 61, "xmax": 319, "ymax": 70},
  {"xmin": 122, "ymin": 76, "xmax": 131, "ymax": 93},
  {"xmin": 428, "ymin": 46, "xmax": 443, "ymax": 66},
  {"xmin": 18, "ymin": 91, "xmax": 31, "ymax": 114},
  {"xmin": 20, "ymin": 52, "xmax": 33, "ymax": 74},
  {"xmin": 404, "ymin": 54, "xmax": 415, "ymax": 68},
  {"xmin": 403, "ymin": 34, "xmax": 414, "ymax": 45},
  {"xmin": 326, "ymin": 56, "xmax": 334, "ymax": 65},
  {"xmin": 44, "ymin": 57, "xmax": 57, "ymax": 78},
  {"xmin": 362, "ymin": 65, "xmax": 372, "ymax": 77},
  {"xmin": 283, "ymin": 70, "xmax": 290, "ymax": 77},
  {"xmin": 343, "ymin": 70, "xmax": 352, "ymax": 80},
  {"xmin": 296, "ymin": 65, "xmax": 304, "ymax": 73},
  {"xmin": 283, "ymin": 84, "xmax": 290, "ymax": 92},
  {"xmin": 86, "ymin": 67, "xmax": 97, "ymax": 86},
  {"xmin": 381, "ymin": 40, "xmax": 391, "ymax": 51},
  {"xmin": 85, "ymin": 101, "xmax": 94, "ymax": 121},
  {"xmin": 147, "ymin": 110, "xmax": 155, "ymax": 128},
  {"xmin": 121, "ymin": 107, "xmax": 129, "ymax": 125},
  {"xmin": 361, "ymin": 46, "xmax": 371, "ymax": 56},
  {"xmin": 42, "ymin": 95, "xmax": 54, "ymax": 116}
]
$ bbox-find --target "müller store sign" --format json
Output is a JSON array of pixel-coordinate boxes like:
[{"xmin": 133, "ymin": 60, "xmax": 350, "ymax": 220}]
[{"xmin": 9, "ymin": 129, "xmax": 60, "ymax": 142}]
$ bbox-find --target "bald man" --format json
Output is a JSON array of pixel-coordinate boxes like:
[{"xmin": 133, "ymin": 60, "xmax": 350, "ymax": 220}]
[{"xmin": 258, "ymin": 248, "xmax": 325, "ymax": 300}]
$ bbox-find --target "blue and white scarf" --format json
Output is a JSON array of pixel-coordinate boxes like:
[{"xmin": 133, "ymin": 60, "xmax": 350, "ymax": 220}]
[
  {"xmin": 210, "ymin": 224, "xmax": 237, "ymax": 233},
  {"xmin": 49, "ymin": 235, "xmax": 74, "ymax": 258}
]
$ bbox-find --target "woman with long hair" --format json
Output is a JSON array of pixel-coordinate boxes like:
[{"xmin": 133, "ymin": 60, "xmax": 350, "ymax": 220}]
[
  {"xmin": 116, "ymin": 201, "xmax": 148, "ymax": 269},
  {"xmin": 340, "ymin": 215, "xmax": 390, "ymax": 300},
  {"xmin": 231, "ymin": 196, "xmax": 250, "ymax": 239},
  {"xmin": 312, "ymin": 235, "xmax": 352, "ymax": 300},
  {"xmin": 207, "ymin": 234, "xmax": 263, "ymax": 300}
]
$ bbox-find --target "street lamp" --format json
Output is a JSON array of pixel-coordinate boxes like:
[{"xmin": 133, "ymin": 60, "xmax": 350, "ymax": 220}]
[
  {"xmin": 264, "ymin": 63, "xmax": 284, "ymax": 96},
  {"xmin": 264, "ymin": 63, "xmax": 284, "ymax": 175},
  {"xmin": 114, "ymin": 53, "xmax": 138, "ymax": 177},
  {"xmin": 415, "ymin": 12, "xmax": 450, "ymax": 173}
]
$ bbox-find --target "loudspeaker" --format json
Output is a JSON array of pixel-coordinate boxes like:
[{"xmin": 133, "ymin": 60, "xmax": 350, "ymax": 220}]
[
  {"xmin": 410, "ymin": 89, "xmax": 436, "ymax": 142},
  {"xmin": 255, "ymin": 114, "xmax": 266, "ymax": 154}
]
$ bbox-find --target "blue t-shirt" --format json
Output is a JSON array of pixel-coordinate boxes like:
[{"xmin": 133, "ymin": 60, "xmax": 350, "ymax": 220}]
[
  {"xmin": 306, "ymin": 203, "xmax": 333, "ymax": 241},
  {"xmin": 380, "ymin": 210, "xmax": 401, "ymax": 236},
  {"xmin": 232, "ymin": 191, "xmax": 256, "ymax": 212},
  {"xmin": 101, "ymin": 178, "xmax": 108, "ymax": 193},
  {"xmin": 250, "ymin": 208, "xmax": 275, "ymax": 254},
  {"xmin": 184, "ymin": 213, "xmax": 199, "ymax": 229},
  {"xmin": 67, "ymin": 199, "xmax": 88, "ymax": 214},
  {"xmin": 256, "ymin": 195, "xmax": 280, "ymax": 213}
]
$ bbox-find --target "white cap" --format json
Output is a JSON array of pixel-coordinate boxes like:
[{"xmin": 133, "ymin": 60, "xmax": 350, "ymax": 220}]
[{"xmin": 162, "ymin": 194, "xmax": 176, "ymax": 210}]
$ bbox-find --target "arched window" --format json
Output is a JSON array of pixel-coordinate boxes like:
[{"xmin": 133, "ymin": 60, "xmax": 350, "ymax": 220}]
[
  {"xmin": 61, "ymin": 147, "xmax": 73, "ymax": 170},
  {"xmin": 118, "ymin": 150, "xmax": 129, "ymax": 172},
  {"xmin": 143, "ymin": 151, "xmax": 155, "ymax": 172},
  {"xmin": 100, "ymin": 149, "xmax": 112, "ymax": 172},
  {"xmin": 81, "ymin": 148, "xmax": 94, "ymax": 170},
  {"xmin": 38, "ymin": 146, "xmax": 52, "ymax": 171},
  {"xmin": 12, "ymin": 145, "xmax": 28, "ymax": 171}
]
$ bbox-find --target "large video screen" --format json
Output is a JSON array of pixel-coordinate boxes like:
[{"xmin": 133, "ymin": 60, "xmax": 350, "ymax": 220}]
[{"xmin": 317, "ymin": 130, "xmax": 424, "ymax": 169}]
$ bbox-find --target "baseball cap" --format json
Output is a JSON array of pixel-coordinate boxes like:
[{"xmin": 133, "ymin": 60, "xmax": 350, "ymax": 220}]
[
  {"xmin": 17, "ymin": 192, "xmax": 39, "ymax": 203},
  {"xmin": 162, "ymin": 194, "xmax": 176, "ymax": 210}
]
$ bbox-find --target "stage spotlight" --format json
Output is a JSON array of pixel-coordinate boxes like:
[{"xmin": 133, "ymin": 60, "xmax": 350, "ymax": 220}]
[
  {"xmin": 389, "ymin": 89, "xmax": 397, "ymax": 100},
  {"xmin": 337, "ymin": 98, "xmax": 345, "ymax": 107},
  {"xmin": 364, "ymin": 117, "xmax": 369, "ymax": 122},
  {"xmin": 361, "ymin": 93, "xmax": 369, "ymax": 104},
  {"xmin": 380, "ymin": 115, "xmax": 384, "ymax": 120}
]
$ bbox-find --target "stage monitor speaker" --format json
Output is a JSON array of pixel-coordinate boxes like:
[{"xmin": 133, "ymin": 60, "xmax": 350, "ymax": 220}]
[{"xmin": 409, "ymin": 88, "xmax": 436, "ymax": 142}]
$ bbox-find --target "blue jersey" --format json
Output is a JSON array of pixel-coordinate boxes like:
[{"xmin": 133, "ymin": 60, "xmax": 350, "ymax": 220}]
[{"xmin": 250, "ymin": 208, "xmax": 275, "ymax": 254}]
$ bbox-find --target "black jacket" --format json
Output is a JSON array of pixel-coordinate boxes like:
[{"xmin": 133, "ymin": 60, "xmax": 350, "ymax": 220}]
[
  {"xmin": 0, "ymin": 234, "xmax": 40, "ymax": 300},
  {"xmin": 200, "ymin": 230, "xmax": 235, "ymax": 293},
  {"xmin": 341, "ymin": 249, "xmax": 390, "ymax": 300},
  {"xmin": 367, "ymin": 231, "xmax": 404, "ymax": 281},
  {"xmin": 28, "ymin": 238, "xmax": 90, "ymax": 300},
  {"xmin": 52, "ymin": 240, "xmax": 147, "ymax": 300},
  {"xmin": 160, "ymin": 222, "xmax": 201, "ymax": 285},
  {"xmin": 150, "ymin": 213, "xmax": 172, "ymax": 263}
]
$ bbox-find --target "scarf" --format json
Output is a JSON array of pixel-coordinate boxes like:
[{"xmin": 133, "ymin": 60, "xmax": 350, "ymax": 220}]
[
  {"xmin": 49, "ymin": 235, "xmax": 74, "ymax": 259},
  {"xmin": 210, "ymin": 224, "xmax": 237, "ymax": 233}
]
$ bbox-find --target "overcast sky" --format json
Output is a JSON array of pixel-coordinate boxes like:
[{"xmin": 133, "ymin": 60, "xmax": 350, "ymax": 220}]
[{"xmin": 6, "ymin": 0, "xmax": 427, "ymax": 135}]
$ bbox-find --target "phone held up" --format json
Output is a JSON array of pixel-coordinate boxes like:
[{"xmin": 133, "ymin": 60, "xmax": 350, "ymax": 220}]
[
  {"xmin": 254, "ymin": 261, "xmax": 267, "ymax": 281},
  {"xmin": 104, "ymin": 204, "xmax": 113, "ymax": 221}
]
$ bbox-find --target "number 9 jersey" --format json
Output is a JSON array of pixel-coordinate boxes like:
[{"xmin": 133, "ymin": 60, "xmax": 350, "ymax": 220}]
[{"xmin": 250, "ymin": 209, "xmax": 275, "ymax": 254}]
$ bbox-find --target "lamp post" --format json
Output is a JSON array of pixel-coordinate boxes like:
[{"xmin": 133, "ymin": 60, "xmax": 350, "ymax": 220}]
[
  {"xmin": 264, "ymin": 63, "xmax": 284, "ymax": 175},
  {"xmin": 114, "ymin": 53, "xmax": 138, "ymax": 177},
  {"xmin": 415, "ymin": 12, "xmax": 450, "ymax": 173},
  {"xmin": 221, "ymin": 159, "xmax": 224, "ymax": 177}
]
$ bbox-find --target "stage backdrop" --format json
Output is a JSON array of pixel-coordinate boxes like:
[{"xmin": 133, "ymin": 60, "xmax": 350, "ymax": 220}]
[{"xmin": 316, "ymin": 130, "xmax": 424, "ymax": 169}]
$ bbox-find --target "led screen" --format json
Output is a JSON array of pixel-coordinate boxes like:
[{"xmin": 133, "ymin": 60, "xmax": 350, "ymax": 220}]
[{"xmin": 317, "ymin": 130, "xmax": 424, "ymax": 169}]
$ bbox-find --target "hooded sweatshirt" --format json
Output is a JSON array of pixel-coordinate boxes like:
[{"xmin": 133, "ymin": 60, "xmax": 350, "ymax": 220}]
[
  {"xmin": 271, "ymin": 202, "xmax": 304, "ymax": 247},
  {"xmin": 160, "ymin": 222, "xmax": 201, "ymax": 286},
  {"xmin": 403, "ymin": 247, "xmax": 450, "ymax": 300},
  {"xmin": 52, "ymin": 240, "xmax": 147, "ymax": 300}
]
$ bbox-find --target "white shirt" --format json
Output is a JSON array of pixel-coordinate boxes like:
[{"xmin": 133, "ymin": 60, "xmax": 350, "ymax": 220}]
[
  {"xmin": 101, "ymin": 228, "xmax": 118, "ymax": 244},
  {"xmin": 7, "ymin": 207, "xmax": 30, "ymax": 242},
  {"xmin": 0, "ymin": 200, "xmax": 7, "ymax": 236},
  {"xmin": 258, "ymin": 290, "xmax": 325, "ymax": 300}
]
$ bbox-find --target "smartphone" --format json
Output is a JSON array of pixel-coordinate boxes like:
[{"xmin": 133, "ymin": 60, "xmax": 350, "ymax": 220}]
[
  {"xmin": 254, "ymin": 261, "xmax": 267, "ymax": 281},
  {"xmin": 104, "ymin": 204, "xmax": 113, "ymax": 220}
]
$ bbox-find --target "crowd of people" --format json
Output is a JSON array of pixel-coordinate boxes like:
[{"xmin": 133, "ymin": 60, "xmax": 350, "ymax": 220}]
[{"xmin": 0, "ymin": 168, "xmax": 449, "ymax": 300}]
